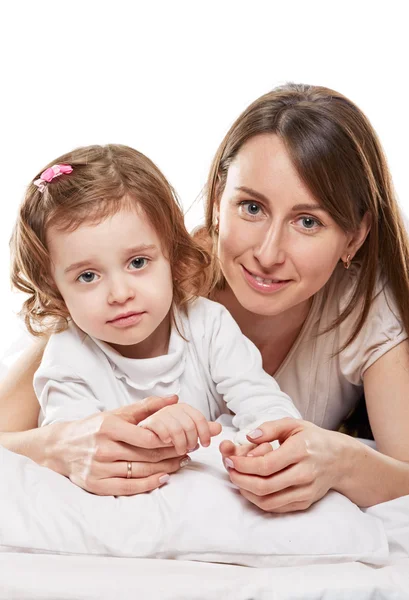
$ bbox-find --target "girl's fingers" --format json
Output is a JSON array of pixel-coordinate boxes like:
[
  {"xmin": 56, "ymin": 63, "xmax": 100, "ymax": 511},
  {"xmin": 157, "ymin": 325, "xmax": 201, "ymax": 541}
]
[
  {"xmin": 161, "ymin": 414, "xmax": 189, "ymax": 455},
  {"xmin": 219, "ymin": 439, "xmax": 237, "ymax": 457},
  {"xmin": 173, "ymin": 411, "xmax": 200, "ymax": 452},
  {"xmin": 219, "ymin": 440, "xmax": 257, "ymax": 461},
  {"xmin": 112, "ymin": 395, "xmax": 179, "ymax": 425},
  {"xmin": 102, "ymin": 414, "xmax": 174, "ymax": 449},
  {"xmin": 208, "ymin": 421, "xmax": 222, "ymax": 437},
  {"xmin": 139, "ymin": 416, "xmax": 174, "ymax": 445},
  {"xmin": 246, "ymin": 442, "xmax": 275, "ymax": 457},
  {"xmin": 179, "ymin": 405, "xmax": 212, "ymax": 448}
]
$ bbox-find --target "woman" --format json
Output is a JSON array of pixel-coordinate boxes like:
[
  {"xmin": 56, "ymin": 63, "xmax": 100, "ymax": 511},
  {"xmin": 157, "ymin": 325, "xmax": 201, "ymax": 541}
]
[{"xmin": 1, "ymin": 83, "xmax": 409, "ymax": 511}]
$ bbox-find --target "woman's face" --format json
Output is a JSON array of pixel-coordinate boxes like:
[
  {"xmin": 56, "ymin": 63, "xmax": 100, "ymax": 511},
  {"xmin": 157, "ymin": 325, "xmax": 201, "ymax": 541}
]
[{"xmin": 215, "ymin": 134, "xmax": 357, "ymax": 317}]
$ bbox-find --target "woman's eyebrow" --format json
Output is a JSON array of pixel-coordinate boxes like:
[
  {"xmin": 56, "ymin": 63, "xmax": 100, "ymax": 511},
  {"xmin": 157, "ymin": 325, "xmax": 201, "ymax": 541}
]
[
  {"xmin": 235, "ymin": 186, "xmax": 268, "ymax": 202},
  {"xmin": 291, "ymin": 203, "xmax": 325, "ymax": 211},
  {"xmin": 235, "ymin": 186, "xmax": 324, "ymax": 211}
]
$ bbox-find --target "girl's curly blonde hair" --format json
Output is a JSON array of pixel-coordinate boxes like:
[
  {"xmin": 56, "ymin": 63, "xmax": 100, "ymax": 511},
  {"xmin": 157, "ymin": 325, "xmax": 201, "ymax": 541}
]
[{"xmin": 11, "ymin": 144, "xmax": 211, "ymax": 336}]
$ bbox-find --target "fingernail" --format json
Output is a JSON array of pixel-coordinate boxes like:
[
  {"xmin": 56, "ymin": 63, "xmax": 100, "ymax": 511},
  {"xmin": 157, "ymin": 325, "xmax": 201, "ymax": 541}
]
[
  {"xmin": 159, "ymin": 474, "xmax": 170, "ymax": 484},
  {"xmin": 224, "ymin": 457, "xmax": 234, "ymax": 469},
  {"xmin": 180, "ymin": 457, "xmax": 191, "ymax": 467},
  {"xmin": 188, "ymin": 444, "xmax": 200, "ymax": 452},
  {"xmin": 248, "ymin": 429, "xmax": 263, "ymax": 439},
  {"xmin": 247, "ymin": 453, "xmax": 254, "ymax": 457}
]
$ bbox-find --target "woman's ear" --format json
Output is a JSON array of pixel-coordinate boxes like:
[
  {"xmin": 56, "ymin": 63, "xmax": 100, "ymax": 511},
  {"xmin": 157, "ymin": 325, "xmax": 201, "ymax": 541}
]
[
  {"xmin": 213, "ymin": 206, "xmax": 220, "ymax": 230},
  {"xmin": 342, "ymin": 212, "xmax": 371, "ymax": 262}
]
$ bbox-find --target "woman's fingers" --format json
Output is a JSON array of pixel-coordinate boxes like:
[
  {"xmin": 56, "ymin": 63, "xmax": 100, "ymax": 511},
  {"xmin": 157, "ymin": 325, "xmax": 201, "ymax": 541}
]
[
  {"xmin": 93, "ymin": 439, "xmax": 189, "ymax": 463},
  {"xmin": 109, "ymin": 456, "xmax": 191, "ymax": 479},
  {"xmin": 228, "ymin": 461, "xmax": 313, "ymax": 496},
  {"xmin": 228, "ymin": 434, "xmax": 306, "ymax": 476},
  {"xmin": 238, "ymin": 485, "xmax": 315, "ymax": 513},
  {"xmin": 246, "ymin": 418, "xmax": 304, "ymax": 444},
  {"xmin": 80, "ymin": 473, "xmax": 171, "ymax": 497}
]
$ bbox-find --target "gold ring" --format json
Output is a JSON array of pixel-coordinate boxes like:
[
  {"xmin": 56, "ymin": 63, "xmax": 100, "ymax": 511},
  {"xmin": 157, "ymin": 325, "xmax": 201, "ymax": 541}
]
[{"xmin": 126, "ymin": 461, "xmax": 132, "ymax": 479}]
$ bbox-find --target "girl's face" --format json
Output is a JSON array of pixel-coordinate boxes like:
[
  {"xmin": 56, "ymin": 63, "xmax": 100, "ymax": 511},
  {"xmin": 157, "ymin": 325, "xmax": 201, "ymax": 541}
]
[
  {"xmin": 47, "ymin": 207, "xmax": 174, "ymax": 358},
  {"xmin": 215, "ymin": 134, "xmax": 366, "ymax": 317}
]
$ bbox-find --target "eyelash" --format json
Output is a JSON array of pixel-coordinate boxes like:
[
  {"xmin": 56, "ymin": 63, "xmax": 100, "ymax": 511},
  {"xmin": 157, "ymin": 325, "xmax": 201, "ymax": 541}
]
[
  {"xmin": 76, "ymin": 257, "xmax": 150, "ymax": 283},
  {"xmin": 238, "ymin": 201, "xmax": 323, "ymax": 231},
  {"xmin": 295, "ymin": 216, "xmax": 323, "ymax": 231},
  {"xmin": 238, "ymin": 201, "xmax": 264, "ymax": 219}
]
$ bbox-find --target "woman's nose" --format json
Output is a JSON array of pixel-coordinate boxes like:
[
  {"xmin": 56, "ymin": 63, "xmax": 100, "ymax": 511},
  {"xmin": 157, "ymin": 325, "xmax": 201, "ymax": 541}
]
[{"xmin": 253, "ymin": 226, "xmax": 286, "ymax": 269}]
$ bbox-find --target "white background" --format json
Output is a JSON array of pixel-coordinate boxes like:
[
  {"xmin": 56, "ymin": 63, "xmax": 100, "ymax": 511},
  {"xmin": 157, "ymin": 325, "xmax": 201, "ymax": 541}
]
[{"xmin": 0, "ymin": 0, "xmax": 408, "ymax": 358}]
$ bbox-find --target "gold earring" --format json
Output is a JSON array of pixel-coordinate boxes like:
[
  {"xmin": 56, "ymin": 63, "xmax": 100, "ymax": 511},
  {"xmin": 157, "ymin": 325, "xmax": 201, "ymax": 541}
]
[
  {"xmin": 214, "ymin": 218, "xmax": 219, "ymax": 234},
  {"xmin": 343, "ymin": 254, "xmax": 352, "ymax": 270}
]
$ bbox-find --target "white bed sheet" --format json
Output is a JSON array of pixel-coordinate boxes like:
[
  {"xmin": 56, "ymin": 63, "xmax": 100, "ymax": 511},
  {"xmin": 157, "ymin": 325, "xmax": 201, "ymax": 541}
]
[{"xmin": 1, "ymin": 553, "xmax": 409, "ymax": 599}]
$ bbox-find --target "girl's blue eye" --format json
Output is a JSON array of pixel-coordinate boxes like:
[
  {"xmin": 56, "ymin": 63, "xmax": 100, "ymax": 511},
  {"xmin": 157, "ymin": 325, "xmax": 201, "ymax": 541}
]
[
  {"xmin": 78, "ymin": 272, "xmax": 96, "ymax": 283},
  {"xmin": 130, "ymin": 257, "xmax": 148, "ymax": 270}
]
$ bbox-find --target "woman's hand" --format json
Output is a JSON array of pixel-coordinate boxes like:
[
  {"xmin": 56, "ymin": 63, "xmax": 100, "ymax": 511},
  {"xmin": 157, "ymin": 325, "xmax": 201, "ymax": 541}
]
[
  {"xmin": 219, "ymin": 418, "xmax": 345, "ymax": 513},
  {"xmin": 46, "ymin": 395, "xmax": 210, "ymax": 496}
]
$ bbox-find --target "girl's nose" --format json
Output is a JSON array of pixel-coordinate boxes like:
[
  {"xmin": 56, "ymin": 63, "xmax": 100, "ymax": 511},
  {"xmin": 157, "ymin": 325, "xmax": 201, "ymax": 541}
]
[{"xmin": 107, "ymin": 277, "xmax": 135, "ymax": 305}]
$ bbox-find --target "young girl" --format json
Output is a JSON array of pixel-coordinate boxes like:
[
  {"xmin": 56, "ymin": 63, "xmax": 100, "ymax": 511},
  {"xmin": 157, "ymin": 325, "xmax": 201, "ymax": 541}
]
[{"xmin": 10, "ymin": 144, "xmax": 301, "ymax": 472}]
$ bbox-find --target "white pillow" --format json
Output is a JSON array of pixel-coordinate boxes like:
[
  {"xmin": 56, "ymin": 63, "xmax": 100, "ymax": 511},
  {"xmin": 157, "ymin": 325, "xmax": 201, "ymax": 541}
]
[{"xmin": 0, "ymin": 419, "xmax": 388, "ymax": 567}]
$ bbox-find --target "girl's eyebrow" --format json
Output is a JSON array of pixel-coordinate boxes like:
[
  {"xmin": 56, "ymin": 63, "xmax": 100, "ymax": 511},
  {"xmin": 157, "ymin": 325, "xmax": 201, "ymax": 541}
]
[
  {"xmin": 64, "ymin": 244, "xmax": 158, "ymax": 274},
  {"xmin": 64, "ymin": 260, "xmax": 95, "ymax": 275},
  {"xmin": 124, "ymin": 244, "xmax": 158, "ymax": 256},
  {"xmin": 235, "ymin": 186, "xmax": 325, "ymax": 211}
]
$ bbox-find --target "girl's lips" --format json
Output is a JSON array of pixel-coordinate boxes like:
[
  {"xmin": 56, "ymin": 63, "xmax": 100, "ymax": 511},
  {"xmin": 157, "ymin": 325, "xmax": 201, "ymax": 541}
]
[
  {"xmin": 108, "ymin": 312, "xmax": 145, "ymax": 328},
  {"xmin": 241, "ymin": 265, "xmax": 291, "ymax": 293}
]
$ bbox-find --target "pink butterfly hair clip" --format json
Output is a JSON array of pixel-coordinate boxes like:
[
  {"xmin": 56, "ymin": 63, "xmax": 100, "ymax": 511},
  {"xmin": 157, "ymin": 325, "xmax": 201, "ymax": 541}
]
[{"xmin": 33, "ymin": 164, "xmax": 73, "ymax": 192}]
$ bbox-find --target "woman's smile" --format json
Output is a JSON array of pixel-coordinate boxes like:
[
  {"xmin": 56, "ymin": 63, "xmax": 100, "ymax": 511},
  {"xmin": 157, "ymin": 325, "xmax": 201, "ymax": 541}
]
[{"xmin": 241, "ymin": 265, "xmax": 292, "ymax": 293}]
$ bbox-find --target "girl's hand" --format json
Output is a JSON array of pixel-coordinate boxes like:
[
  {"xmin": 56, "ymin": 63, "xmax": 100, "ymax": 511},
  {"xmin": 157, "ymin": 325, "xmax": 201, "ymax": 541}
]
[
  {"xmin": 219, "ymin": 418, "xmax": 343, "ymax": 513},
  {"xmin": 46, "ymin": 395, "xmax": 197, "ymax": 496},
  {"xmin": 138, "ymin": 403, "xmax": 222, "ymax": 455}
]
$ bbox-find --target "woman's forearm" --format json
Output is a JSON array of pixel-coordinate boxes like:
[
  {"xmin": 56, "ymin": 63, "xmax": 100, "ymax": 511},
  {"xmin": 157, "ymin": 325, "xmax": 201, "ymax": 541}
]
[
  {"xmin": 0, "ymin": 425, "xmax": 63, "ymax": 471},
  {"xmin": 0, "ymin": 338, "xmax": 46, "ymax": 432},
  {"xmin": 335, "ymin": 432, "xmax": 409, "ymax": 507}
]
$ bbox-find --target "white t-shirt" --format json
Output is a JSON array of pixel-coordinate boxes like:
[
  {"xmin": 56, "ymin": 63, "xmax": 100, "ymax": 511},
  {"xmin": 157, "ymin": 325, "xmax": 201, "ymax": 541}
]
[
  {"xmin": 35, "ymin": 297, "xmax": 301, "ymax": 442},
  {"xmin": 274, "ymin": 264, "xmax": 407, "ymax": 430}
]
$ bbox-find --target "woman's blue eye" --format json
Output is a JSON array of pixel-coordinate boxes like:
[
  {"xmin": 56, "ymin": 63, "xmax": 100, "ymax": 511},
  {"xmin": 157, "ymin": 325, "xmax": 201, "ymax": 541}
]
[
  {"xmin": 78, "ymin": 272, "xmax": 96, "ymax": 283},
  {"xmin": 301, "ymin": 217, "xmax": 319, "ymax": 229},
  {"xmin": 130, "ymin": 257, "xmax": 147, "ymax": 270},
  {"xmin": 243, "ymin": 202, "xmax": 261, "ymax": 216}
]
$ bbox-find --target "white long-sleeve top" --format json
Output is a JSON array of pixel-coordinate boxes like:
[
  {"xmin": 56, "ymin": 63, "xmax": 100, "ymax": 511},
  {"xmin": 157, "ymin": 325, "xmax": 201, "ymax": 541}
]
[{"xmin": 35, "ymin": 297, "xmax": 301, "ymax": 442}]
